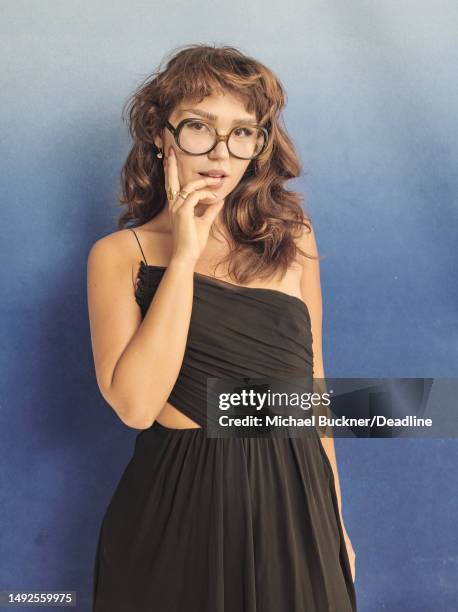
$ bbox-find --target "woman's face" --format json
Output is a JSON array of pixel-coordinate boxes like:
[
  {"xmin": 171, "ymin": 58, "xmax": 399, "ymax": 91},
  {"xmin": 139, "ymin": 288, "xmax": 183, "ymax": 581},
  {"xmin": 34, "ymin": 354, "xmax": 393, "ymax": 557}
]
[{"xmin": 154, "ymin": 91, "xmax": 257, "ymax": 206}]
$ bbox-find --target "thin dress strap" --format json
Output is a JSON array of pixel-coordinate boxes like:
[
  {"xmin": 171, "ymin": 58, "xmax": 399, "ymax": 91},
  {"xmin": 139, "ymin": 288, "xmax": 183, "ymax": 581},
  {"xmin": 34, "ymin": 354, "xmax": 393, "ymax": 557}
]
[{"xmin": 129, "ymin": 228, "xmax": 148, "ymax": 265}]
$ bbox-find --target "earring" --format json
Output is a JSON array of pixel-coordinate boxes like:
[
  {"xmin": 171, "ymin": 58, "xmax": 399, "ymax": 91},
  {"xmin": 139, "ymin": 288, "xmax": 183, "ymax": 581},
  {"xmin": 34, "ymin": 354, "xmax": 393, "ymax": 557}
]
[{"xmin": 156, "ymin": 148, "xmax": 163, "ymax": 159}]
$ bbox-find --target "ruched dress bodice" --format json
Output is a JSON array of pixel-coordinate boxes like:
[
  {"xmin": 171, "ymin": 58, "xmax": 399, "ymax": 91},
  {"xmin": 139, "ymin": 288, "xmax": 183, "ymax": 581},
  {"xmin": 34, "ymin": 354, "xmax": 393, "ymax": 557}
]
[{"xmin": 134, "ymin": 261, "xmax": 314, "ymax": 428}]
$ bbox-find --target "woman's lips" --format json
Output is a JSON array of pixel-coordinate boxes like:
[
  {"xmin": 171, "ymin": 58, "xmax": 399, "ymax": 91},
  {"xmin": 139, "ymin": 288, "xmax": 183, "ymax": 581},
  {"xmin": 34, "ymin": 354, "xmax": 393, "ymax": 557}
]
[{"xmin": 198, "ymin": 172, "xmax": 227, "ymax": 186}]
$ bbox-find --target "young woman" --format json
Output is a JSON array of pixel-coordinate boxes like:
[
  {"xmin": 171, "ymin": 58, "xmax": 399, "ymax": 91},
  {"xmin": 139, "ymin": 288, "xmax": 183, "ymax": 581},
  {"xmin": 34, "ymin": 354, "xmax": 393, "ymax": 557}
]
[{"xmin": 87, "ymin": 44, "xmax": 357, "ymax": 612}]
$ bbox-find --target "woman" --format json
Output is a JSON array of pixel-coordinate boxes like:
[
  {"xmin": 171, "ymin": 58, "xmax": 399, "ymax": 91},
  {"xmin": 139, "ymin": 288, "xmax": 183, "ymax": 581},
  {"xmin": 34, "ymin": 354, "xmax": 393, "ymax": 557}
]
[{"xmin": 87, "ymin": 44, "xmax": 357, "ymax": 611}]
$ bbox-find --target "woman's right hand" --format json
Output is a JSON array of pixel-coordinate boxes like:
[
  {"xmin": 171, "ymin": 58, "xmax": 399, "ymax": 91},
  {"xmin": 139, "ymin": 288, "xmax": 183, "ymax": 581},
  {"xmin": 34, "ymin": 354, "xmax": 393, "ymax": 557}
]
[{"xmin": 164, "ymin": 146, "xmax": 225, "ymax": 265}]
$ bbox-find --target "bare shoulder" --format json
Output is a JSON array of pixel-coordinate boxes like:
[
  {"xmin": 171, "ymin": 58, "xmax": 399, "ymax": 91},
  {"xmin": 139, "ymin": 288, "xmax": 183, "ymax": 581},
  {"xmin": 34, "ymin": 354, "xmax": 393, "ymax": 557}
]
[
  {"xmin": 87, "ymin": 222, "xmax": 171, "ymax": 281},
  {"xmin": 87, "ymin": 227, "xmax": 145, "ymax": 265},
  {"xmin": 88, "ymin": 228, "xmax": 124, "ymax": 261},
  {"xmin": 295, "ymin": 219, "xmax": 320, "ymax": 275}
]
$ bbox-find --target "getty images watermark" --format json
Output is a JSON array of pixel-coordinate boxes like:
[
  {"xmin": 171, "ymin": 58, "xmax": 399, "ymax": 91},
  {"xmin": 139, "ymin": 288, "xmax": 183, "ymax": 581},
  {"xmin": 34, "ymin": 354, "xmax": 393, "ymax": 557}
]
[{"xmin": 205, "ymin": 377, "xmax": 457, "ymax": 438}]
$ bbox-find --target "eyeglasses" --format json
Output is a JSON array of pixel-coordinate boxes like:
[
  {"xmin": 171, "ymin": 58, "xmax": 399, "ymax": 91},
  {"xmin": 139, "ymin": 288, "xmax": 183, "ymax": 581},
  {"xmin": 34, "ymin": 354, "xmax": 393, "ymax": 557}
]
[{"xmin": 163, "ymin": 118, "xmax": 269, "ymax": 160}]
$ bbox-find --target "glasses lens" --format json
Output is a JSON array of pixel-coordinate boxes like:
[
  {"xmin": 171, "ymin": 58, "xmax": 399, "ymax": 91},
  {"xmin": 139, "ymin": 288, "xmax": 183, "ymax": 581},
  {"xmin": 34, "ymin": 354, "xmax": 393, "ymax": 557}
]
[
  {"xmin": 228, "ymin": 126, "xmax": 266, "ymax": 159},
  {"xmin": 179, "ymin": 121, "xmax": 215, "ymax": 154},
  {"xmin": 178, "ymin": 121, "xmax": 266, "ymax": 159}
]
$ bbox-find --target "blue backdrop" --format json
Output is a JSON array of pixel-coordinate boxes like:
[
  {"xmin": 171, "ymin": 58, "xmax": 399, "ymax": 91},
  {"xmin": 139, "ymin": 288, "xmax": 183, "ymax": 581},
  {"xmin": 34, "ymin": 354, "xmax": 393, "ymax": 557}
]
[{"xmin": 1, "ymin": 2, "xmax": 457, "ymax": 610}]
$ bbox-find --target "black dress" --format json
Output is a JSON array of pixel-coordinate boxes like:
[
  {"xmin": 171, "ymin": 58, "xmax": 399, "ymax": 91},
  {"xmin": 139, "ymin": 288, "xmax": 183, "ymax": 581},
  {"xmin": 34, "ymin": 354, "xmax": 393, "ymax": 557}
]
[{"xmin": 91, "ymin": 230, "xmax": 357, "ymax": 611}]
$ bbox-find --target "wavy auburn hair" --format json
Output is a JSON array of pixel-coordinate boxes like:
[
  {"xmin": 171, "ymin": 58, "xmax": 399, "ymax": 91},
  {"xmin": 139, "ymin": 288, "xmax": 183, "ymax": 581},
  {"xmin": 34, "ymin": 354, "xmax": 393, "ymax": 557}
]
[{"xmin": 117, "ymin": 43, "xmax": 317, "ymax": 283}]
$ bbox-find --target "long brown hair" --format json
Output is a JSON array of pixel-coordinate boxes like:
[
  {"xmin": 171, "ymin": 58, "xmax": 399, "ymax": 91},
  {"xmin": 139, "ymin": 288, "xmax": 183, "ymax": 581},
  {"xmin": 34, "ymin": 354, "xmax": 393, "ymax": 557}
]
[{"xmin": 117, "ymin": 43, "xmax": 318, "ymax": 283}]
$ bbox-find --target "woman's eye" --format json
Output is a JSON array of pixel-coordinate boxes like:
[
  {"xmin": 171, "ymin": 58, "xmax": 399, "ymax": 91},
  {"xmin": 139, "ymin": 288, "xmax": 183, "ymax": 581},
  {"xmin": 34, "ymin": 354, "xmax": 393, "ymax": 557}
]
[
  {"xmin": 234, "ymin": 127, "xmax": 253, "ymax": 137},
  {"xmin": 189, "ymin": 121, "xmax": 208, "ymax": 131}
]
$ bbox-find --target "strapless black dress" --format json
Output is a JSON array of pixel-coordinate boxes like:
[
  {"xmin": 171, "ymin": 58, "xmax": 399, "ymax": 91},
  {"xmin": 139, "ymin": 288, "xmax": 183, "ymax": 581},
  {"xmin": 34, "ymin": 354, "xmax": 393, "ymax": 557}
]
[{"xmin": 92, "ymin": 260, "xmax": 357, "ymax": 612}]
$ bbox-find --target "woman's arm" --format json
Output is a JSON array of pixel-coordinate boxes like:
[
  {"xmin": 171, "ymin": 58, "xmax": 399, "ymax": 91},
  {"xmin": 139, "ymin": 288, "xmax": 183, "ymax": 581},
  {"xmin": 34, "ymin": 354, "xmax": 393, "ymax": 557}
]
[
  {"xmin": 87, "ymin": 145, "xmax": 223, "ymax": 430},
  {"xmin": 87, "ymin": 231, "xmax": 195, "ymax": 430},
  {"xmin": 300, "ymin": 222, "xmax": 356, "ymax": 581},
  {"xmin": 299, "ymin": 223, "xmax": 347, "ymax": 525}
]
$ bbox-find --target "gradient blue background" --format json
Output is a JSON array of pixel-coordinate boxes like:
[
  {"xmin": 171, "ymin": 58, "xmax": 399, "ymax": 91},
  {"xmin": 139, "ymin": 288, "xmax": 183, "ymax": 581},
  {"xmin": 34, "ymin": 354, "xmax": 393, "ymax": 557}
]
[{"xmin": 1, "ymin": 2, "xmax": 457, "ymax": 610}]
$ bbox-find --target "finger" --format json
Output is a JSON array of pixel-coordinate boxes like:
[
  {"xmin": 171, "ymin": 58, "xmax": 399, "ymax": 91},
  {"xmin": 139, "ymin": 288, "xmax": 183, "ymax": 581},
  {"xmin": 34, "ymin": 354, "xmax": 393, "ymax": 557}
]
[
  {"xmin": 199, "ymin": 199, "xmax": 225, "ymax": 225},
  {"xmin": 198, "ymin": 202, "xmax": 225, "ymax": 230},
  {"xmin": 170, "ymin": 176, "xmax": 222, "ymax": 210},
  {"xmin": 166, "ymin": 147, "xmax": 181, "ymax": 199},
  {"xmin": 175, "ymin": 176, "xmax": 222, "ymax": 196},
  {"xmin": 173, "ymin": 189, "xmax": 219, "ymax": 215}
]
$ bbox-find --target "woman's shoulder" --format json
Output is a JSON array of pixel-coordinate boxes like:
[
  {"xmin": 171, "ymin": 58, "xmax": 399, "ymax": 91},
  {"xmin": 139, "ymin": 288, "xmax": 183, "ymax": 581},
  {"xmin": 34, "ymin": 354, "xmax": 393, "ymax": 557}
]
[
  {"xmin": 293, "ymin": 219, "xmax": 319, "ymax": 273},
  {"xmin": 88, "ymin": 228, "xmax": 135, "ymax": 269},
  {"xmin": 88, "ymin": 222, "xmax": 171, "ymax": 272}
]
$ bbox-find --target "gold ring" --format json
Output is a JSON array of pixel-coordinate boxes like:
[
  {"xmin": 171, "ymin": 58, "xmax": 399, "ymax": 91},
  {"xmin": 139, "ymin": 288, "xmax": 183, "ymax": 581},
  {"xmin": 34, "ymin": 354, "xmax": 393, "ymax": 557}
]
[
  {"xmin": 167, "ymin": 186, "xmax": 178, "ymax": 201},
  {"xmin": 177, "ymin": 189, "xmax": 189, "ymax": 200}
]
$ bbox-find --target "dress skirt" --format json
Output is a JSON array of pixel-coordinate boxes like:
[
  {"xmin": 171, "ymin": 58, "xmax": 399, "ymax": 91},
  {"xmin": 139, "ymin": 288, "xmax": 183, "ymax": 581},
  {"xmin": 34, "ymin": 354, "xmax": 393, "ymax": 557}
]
[{"xmin": 92, "ymin": 421, "xmax": 357, "ymax": 611}]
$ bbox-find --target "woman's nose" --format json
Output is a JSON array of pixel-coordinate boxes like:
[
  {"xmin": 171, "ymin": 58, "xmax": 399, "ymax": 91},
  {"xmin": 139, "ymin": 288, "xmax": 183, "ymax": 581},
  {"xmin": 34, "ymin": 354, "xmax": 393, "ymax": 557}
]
[{"xmin": 209, "ymin": 139, "xmax": 231, "ymax": 158}]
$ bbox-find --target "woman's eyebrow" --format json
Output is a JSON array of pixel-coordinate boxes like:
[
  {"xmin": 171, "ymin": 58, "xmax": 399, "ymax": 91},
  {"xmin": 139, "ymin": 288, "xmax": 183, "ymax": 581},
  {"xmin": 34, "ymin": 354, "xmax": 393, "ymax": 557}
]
[{"xmin": 181, "ymin": 107, "xmax": 258, "ymax": 125}]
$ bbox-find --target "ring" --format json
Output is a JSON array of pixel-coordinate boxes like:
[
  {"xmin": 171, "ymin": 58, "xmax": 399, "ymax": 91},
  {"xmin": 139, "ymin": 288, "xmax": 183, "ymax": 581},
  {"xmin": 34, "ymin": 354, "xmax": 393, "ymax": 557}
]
[
  {"xmin": 167, "ymin": 186, "xmax": 178, "ymax": 201},
  {"xmin": 177, "ymin": 189, "xmax": 189, "ymax": 200}
]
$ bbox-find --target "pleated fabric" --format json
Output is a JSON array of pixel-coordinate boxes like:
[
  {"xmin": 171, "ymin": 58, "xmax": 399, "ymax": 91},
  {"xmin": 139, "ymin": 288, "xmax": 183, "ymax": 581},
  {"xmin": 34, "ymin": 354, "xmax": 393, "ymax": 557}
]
[
  {"xmin": 134, "ymin": 263, "xmax": 314, "ymax": 429},
  {"xmin": 92, "ymin": 263, "xmax": 357, "ymax": 611}
]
